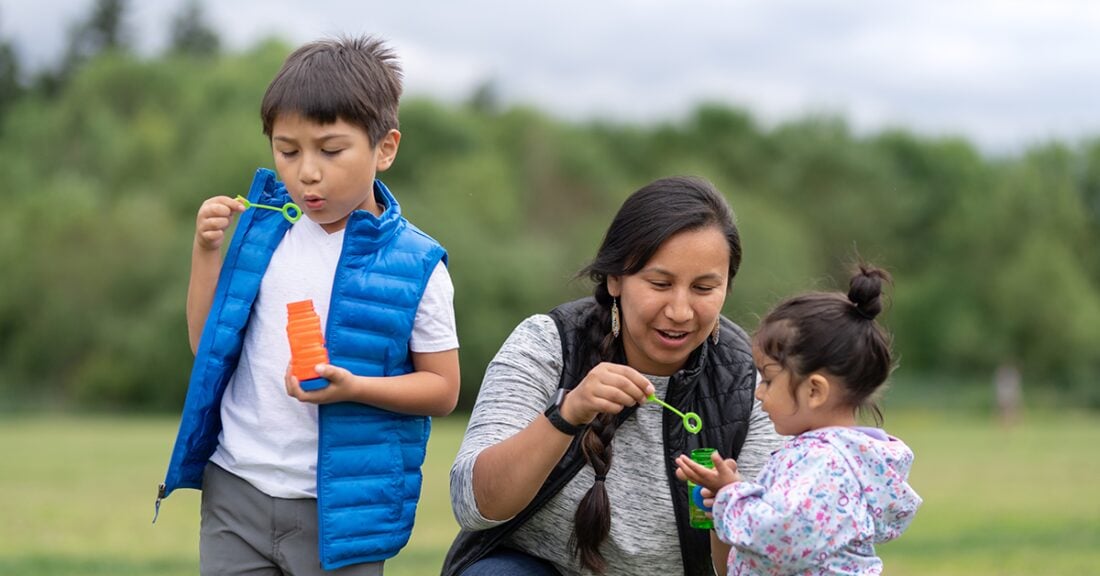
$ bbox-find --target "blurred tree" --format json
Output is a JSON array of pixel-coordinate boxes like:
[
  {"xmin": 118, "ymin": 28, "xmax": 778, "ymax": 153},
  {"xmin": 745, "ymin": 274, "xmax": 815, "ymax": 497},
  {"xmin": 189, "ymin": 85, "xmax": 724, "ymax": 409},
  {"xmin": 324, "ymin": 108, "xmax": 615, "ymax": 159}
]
[
  {"xmin": 987, "ymin": 146, "xmax": 1100, "ymax": 386},
  {"xmin": 168, "ymin": 0, "xmax": 221, "ymax": 58},
  {"xmin": 1078, "ymin": 138, "xmax": 1100, "ymax": 283},
  {"xmin": 682, "ymin": 103, "xmax": 770, "ymax": 189},
  {"xmin": 761, "ymin": 115, "xmax": 902, "ymax": 283},
  {"xmin": 0, "ymin": 34, "xmax": 20, "ymax": 122},
  {"xmin": 35, "ymin": 0, "xmax": 131, "ymax": 97},
  {"xmin": 72, "ymin": 0, "xmax": 131, "ymax": 55},
  {"xmin": 2, "ymin": 37, "xmax": 1099, "ymax": 411},
  {"xmin": 466, "ymin": 78, "xmax": 501, "ymax": 116},
  {"xmin": 0, "ymin": 8, "xmax": 24, "ymax": 119}
]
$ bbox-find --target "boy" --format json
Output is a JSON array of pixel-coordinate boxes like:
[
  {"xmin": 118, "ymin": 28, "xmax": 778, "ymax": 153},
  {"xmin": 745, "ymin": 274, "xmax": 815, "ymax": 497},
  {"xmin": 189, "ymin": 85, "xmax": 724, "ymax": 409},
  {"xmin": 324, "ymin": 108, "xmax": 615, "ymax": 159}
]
[{"xmin": 157, "ymin": 36, "xmax": 460, "ymax": 575}]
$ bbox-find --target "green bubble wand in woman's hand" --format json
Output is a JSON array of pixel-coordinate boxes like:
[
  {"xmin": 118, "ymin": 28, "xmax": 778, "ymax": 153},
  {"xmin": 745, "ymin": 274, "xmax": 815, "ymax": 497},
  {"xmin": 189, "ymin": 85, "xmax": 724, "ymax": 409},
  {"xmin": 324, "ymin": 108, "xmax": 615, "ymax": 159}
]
[
  {"xmin": 647, "ymin": 394, "xmax": 703, "ymax": 434},
  {"xmin": 235, "ymin": 195, "xmax": 302, "ymax": 223}
]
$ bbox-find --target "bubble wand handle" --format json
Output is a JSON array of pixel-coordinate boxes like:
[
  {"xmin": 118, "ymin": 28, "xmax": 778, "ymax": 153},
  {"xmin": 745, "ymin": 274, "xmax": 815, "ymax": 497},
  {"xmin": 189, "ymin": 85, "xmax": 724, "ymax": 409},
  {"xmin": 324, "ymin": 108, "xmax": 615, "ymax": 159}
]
[
  {"xmin": 647, "ymin": 394, "xmax": 703, "ymax": 434},
  {"xmin": 235, "ymin": 195, "xmax": 303, "ymax": 223}
]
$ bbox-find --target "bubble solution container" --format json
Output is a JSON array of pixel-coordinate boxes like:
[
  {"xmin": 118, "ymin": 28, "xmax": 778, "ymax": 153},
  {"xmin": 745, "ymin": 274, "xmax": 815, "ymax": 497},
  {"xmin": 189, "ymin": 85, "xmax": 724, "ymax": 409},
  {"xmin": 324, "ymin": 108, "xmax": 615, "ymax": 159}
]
[
  {"xmin": 286, "ymin": 299, "xmax": 330, "ymax": 391},
  {"xmin": 687, "ymin": 447, "xmax": 716, "ymax": 529}
]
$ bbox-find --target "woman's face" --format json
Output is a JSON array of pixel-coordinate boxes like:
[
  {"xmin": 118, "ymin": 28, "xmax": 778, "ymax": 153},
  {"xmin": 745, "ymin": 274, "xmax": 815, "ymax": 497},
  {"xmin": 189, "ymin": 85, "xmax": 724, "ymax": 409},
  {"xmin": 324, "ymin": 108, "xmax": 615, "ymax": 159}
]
[{"xmin": 608, "ymin": 226, "xmax": 730, "ymax": 376}]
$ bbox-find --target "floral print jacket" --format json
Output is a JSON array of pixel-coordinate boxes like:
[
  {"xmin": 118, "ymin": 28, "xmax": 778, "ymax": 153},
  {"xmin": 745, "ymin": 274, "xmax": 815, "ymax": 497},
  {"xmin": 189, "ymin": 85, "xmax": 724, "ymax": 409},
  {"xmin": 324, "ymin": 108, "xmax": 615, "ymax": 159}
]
[{"xmin": 712, "ymin": 426, "xmax": 922, "ymax": 575}]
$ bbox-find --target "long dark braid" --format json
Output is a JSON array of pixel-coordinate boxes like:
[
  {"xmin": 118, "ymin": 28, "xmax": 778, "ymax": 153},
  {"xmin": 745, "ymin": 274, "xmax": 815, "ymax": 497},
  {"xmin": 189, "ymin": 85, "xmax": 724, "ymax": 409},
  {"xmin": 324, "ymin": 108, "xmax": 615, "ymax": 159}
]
[
  {"xmin": 569, "ymin": 284, "xmax": 621, "ymax": 573},
  {"xmin": 569, "ymin": 176, "xmax": 740, "ymax": 573}
]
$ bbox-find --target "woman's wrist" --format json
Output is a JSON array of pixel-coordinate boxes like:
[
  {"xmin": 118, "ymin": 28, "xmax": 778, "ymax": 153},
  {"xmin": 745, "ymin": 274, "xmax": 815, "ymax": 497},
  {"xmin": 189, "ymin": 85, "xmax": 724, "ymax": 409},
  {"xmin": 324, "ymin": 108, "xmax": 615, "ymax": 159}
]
[
  {"xmin": 559, "ymin": 389, "xmax": 587, "ymax": 426},
  {"xmin": 544, "ymin": 389, "xmax": 586, "ymax": 435}
]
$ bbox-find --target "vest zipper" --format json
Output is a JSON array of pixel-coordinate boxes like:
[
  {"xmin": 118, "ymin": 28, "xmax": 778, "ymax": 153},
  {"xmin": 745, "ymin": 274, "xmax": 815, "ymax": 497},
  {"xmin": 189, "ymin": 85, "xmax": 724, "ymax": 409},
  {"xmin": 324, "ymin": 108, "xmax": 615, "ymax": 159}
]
[{"xmin": 152, "ymin": 482, "xmax": 166, "ymax": 524}]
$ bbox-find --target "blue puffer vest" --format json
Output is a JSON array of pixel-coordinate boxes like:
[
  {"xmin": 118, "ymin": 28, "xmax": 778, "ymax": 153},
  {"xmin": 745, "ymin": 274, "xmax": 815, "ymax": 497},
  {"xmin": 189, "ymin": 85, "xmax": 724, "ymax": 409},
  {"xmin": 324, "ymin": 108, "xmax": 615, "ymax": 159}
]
[{"xmin": 158, "ymin": 168, "xmax": 447, "ymax": 569}]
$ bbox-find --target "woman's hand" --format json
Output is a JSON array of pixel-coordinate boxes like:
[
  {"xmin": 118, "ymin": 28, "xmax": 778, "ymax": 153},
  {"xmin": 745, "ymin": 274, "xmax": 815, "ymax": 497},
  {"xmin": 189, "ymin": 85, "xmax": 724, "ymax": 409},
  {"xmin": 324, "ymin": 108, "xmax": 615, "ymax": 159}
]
[
  {"xmin": 675, "ymin": 451, "xmax": 743, "ymax": 498},
  {"xmin": 194, "ymin": 196, "xmax": 245, "ymax": 251},
  {"xmin": 561, "ymin": 362, "xmax": 656, "ymax": 425}
]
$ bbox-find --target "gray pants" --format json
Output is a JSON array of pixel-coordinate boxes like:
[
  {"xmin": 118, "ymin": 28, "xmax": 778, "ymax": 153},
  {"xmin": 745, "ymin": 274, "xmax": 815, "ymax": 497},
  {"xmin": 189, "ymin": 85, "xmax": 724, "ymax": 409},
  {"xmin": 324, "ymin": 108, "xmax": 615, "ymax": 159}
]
[{"xmin": 201, "ymin": 462, "xmax": 384, "ymax": 576}]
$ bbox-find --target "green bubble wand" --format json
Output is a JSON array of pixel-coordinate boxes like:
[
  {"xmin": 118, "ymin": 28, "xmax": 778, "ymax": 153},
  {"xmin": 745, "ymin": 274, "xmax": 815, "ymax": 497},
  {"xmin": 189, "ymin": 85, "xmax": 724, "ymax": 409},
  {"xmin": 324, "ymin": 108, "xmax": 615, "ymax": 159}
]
[
  {"xmin": 235, "ymin": 195, "xmax": 303, "ymax": 223},
  {"xmin": 647, "ymin": 394, "xmax": 703, "ymax": 434}
]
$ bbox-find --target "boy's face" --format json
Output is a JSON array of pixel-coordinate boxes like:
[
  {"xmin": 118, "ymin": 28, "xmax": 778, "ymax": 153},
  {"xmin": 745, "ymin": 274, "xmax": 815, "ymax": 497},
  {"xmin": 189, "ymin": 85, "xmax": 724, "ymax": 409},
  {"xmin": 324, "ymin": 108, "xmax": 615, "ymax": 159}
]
[{"xmin": 270, "ymin": 112, "xmax": 400, "ymax": 234}]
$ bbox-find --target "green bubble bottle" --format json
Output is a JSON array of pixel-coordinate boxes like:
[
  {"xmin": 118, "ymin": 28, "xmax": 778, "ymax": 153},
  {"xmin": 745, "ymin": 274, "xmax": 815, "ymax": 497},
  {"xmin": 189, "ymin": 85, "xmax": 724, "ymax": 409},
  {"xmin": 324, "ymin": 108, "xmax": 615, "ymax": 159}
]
[{"xmin": 687, "ymin": 448, "xmax": 716, "ymax": 529}]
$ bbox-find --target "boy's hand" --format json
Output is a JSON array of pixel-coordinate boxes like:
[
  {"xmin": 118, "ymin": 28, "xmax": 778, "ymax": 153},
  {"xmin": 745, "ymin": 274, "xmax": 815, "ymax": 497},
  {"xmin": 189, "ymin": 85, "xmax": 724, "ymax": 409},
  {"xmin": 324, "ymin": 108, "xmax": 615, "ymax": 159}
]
[
  {"xmin": 195, "ymin": 196, "xmax": 245, "ymax": 251},
  {"xmin": 284, "ymin": 363, "xmax": 361, "ymax": 405},
  {"xmin": 675, "ymin": 451, "xmax": 743, "ymax": 496}
]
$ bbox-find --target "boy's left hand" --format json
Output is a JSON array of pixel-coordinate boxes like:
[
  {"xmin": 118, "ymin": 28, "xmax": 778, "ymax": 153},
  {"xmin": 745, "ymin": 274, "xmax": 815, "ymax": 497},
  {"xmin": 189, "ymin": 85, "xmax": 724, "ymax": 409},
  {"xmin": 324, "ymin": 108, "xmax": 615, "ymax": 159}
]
[{"xmin": 284, "ymin": 364, "xmax": 360, "ymax": 404}]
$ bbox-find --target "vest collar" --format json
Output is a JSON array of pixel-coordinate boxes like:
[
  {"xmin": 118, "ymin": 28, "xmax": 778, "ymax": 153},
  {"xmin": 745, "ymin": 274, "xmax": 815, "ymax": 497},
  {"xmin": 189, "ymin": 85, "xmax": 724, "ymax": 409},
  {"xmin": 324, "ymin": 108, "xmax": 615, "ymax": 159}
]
[
  {"xmin": 266, "ymin": 176, "xmax": 405, "ymax": 254},
  {"xmin": 675, "ymin": 343, "xmax": 708, "ymax": 380},
  {"xmin": 343, "ymin": 179, "xmax": 405, "ymax": 255},
  {"xmin": 665, "ymin": 341, "xmax": 707, "ymax": 406}
]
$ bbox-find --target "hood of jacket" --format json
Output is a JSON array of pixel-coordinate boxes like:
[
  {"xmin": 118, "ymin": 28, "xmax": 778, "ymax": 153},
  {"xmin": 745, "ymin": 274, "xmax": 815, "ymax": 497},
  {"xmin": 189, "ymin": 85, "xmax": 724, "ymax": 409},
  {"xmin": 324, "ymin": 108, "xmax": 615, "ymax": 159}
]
[{"xmin": 807, "ymin": 426, "xmax": 922, "ymax": 543}]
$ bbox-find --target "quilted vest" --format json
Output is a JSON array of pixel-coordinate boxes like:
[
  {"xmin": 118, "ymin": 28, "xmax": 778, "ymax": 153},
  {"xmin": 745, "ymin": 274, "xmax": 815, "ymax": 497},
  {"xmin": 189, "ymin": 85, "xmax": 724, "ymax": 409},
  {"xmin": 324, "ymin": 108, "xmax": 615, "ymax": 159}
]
[
  {"xmin": 158, "ymin": 168, "xmax": 447, "ymax": 569},
  {"xmin": 442, "ymin": 297, "xmax": 757, "ymax": 576}
]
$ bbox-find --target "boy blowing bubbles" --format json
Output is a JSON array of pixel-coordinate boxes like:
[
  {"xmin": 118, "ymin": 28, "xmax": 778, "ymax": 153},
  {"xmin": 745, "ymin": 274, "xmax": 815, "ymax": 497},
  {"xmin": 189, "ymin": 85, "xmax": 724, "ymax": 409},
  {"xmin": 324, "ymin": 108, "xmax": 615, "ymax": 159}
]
[{"xmin": 161, "ymin": 36, "xmax": 460, "ymax": 575}]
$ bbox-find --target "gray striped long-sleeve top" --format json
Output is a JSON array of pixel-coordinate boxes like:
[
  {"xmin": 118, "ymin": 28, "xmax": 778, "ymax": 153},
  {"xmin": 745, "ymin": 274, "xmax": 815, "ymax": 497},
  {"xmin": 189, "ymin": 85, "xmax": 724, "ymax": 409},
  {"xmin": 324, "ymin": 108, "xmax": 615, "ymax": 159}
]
[{"xmin": 450, "ymin": 315, "xmax": 784, "ymax": 576}]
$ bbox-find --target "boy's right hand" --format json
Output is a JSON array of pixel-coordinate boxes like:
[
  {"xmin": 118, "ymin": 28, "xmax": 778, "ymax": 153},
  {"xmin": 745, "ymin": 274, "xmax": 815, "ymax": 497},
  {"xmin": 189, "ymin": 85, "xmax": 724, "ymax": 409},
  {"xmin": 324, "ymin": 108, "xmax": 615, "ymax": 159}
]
[{"xmin": 194, "ymin": 196, "xmax": 246, "ymax": 251}]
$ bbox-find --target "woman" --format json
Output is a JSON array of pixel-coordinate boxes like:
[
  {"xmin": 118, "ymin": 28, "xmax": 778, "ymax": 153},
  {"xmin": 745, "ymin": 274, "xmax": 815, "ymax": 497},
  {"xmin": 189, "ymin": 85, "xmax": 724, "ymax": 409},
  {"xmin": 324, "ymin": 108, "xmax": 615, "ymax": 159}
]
[{"xmin": 443, "ymin": 177, "xmax": 783, "ymax": 576}]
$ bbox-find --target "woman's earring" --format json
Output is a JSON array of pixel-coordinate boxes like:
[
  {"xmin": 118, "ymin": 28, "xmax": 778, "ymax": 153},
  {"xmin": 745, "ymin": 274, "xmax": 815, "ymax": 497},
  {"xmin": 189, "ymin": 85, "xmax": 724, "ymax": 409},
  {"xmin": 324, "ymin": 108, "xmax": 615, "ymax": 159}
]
[
  {"xmin": 611, "ymin": 298, "xmax": 621, "ymax": 339},
  {"xmin": 711, "ymin": 320, "xmax": 720, "ymax": 345}
]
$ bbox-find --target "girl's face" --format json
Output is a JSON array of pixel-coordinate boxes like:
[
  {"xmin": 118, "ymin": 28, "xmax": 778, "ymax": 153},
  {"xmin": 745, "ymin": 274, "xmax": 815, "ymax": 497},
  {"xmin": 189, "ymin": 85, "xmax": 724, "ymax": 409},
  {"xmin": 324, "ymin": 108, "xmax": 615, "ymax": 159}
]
[
  {"xmin": 607, "ymin": 226, "xmax": 729, "ymax": 376},
  {"xmin": 752, "ymin": 346, "xmax": 810, "ymax": 436}
]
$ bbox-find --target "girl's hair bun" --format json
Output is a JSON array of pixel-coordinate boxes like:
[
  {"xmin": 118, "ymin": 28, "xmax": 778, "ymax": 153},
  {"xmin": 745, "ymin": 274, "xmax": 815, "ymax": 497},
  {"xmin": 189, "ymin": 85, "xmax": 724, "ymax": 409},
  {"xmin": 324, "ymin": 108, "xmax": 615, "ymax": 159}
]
[{"xmin": 847, "ymin": 264, "xmax": 891, "ymax": 320}]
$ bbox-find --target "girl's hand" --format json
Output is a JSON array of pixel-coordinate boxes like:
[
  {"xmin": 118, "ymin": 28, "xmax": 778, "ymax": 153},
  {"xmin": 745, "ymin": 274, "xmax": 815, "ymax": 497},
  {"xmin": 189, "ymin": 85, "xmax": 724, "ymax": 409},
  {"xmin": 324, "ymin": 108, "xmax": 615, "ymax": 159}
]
[
  {"xmin": 284, "ymin": 363, "xmax": 361, "ymax": 405},
  {"xmin": 561, "ymin": 362, "xmax": 655, "ymax": 426},
  {"xmin": 195, "ymin": 196, "xmax": 245, "ymax": 251},
  {"xmin": 675, "ymin": 451, "xmax": 743, "ymax": 495}
]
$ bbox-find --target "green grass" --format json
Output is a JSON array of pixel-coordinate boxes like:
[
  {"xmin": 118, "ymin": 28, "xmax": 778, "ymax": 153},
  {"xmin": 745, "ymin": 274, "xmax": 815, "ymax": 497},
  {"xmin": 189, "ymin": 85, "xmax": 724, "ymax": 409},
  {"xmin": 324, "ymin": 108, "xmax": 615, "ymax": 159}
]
[
  {"xmin": 875, "ymin": 409, "xmax": 1100, "ymax": 575},
  {"xmin": 1, "ymin": 410, "xmax": 1097, "ymax": 575}
]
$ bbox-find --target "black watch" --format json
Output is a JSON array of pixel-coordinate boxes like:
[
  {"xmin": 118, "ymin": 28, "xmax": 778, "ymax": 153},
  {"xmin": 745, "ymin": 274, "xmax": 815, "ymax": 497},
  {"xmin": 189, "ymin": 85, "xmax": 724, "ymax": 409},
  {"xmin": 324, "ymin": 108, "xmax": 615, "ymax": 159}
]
[{"xmin": 544, "ymin": 388, "xmax": 585, "ymax": 436}]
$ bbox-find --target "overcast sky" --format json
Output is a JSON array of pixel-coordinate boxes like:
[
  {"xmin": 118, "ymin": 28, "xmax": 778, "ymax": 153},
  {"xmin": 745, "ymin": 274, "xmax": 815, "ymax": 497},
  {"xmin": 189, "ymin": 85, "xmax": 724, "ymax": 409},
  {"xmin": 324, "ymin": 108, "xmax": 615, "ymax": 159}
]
[{"xmin": 4, "ymin": 0, "xmax": 1100, "ymax": 154}]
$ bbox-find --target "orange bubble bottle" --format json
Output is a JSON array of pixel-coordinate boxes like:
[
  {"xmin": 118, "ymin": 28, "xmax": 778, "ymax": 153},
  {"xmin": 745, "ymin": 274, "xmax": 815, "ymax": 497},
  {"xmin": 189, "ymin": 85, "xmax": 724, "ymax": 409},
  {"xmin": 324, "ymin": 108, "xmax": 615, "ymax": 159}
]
[{"xmin": 286, "ymin": 299, "xmax": 330, "ymax": 391}]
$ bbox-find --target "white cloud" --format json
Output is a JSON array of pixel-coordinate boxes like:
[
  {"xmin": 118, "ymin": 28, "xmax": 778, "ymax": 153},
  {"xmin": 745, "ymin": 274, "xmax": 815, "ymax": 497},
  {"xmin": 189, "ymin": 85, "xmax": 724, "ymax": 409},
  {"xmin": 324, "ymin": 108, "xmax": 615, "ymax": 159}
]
[{"xmin": 3, "ymin": 0, "xmax": 1100, "ymax": 152}]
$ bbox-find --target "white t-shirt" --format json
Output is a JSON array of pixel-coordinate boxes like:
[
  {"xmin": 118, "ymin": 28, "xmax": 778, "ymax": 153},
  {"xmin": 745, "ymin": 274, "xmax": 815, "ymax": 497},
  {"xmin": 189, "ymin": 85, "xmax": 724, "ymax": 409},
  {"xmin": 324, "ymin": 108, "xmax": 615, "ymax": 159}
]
[{"xmin": 210, "ymin": 215, "xmax": 458, "ymax": 498}]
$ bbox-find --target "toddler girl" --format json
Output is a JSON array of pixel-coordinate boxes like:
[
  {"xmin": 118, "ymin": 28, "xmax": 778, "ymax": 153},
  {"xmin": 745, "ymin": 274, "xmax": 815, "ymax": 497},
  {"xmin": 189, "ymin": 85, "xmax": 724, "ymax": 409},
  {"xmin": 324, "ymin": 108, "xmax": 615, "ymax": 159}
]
[{"xmin": 676, "ymin": 264, "xmax": 922, "ymax": 575}]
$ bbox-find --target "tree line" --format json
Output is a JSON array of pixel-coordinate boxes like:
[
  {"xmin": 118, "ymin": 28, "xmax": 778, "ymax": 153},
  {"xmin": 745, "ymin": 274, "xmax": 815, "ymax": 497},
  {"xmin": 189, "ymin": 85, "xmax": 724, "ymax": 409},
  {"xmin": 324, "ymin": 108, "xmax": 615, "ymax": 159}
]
[{"xmin": 0, "ymin": 1, "xmax": 1097, "ymax": 411}]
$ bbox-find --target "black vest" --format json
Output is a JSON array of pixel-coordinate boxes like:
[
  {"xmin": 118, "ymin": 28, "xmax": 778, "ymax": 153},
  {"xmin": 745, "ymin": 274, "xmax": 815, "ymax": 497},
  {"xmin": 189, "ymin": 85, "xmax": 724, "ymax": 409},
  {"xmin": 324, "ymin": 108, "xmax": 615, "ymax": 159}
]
[{"xmin": 442, "ymin": 297, "xmax": 757, "ymax": 576}]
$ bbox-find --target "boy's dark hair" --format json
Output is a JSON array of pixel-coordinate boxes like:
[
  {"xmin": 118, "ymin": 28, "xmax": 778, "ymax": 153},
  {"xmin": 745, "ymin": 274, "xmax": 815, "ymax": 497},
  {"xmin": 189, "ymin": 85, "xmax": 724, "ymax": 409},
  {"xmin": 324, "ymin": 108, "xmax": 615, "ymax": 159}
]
[
  {"xmin": 570, "ymin": 176, "xmax": 741, "ymax": 573},
  {"xmin": 261, "ymin": 35, "xmax": 403, "ymax": 146},
  {"xmin": 754, "ymin": 264, "xmax": 895, "ymax": 425}
]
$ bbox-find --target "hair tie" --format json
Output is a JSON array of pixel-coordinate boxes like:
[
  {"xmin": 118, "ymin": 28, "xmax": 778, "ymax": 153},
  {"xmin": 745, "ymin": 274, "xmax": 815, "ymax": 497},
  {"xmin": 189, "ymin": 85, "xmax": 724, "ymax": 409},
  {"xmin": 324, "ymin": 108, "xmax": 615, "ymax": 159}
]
[
  {"xmin": 594, "ymin": 474, "xmax": 607, "ymax": 482},
  {"xmin": 852, "ymin": 302, "xmax": 876, "ymax": 320}
]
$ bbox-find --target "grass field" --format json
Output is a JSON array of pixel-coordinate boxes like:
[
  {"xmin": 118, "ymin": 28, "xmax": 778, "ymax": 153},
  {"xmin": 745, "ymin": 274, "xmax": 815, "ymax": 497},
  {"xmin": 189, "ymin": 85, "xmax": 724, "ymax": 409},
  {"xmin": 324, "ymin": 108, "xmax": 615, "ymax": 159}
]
[{"xmin": 1, "ymin": 410, "xmax": 1097, "ymax": 575}]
